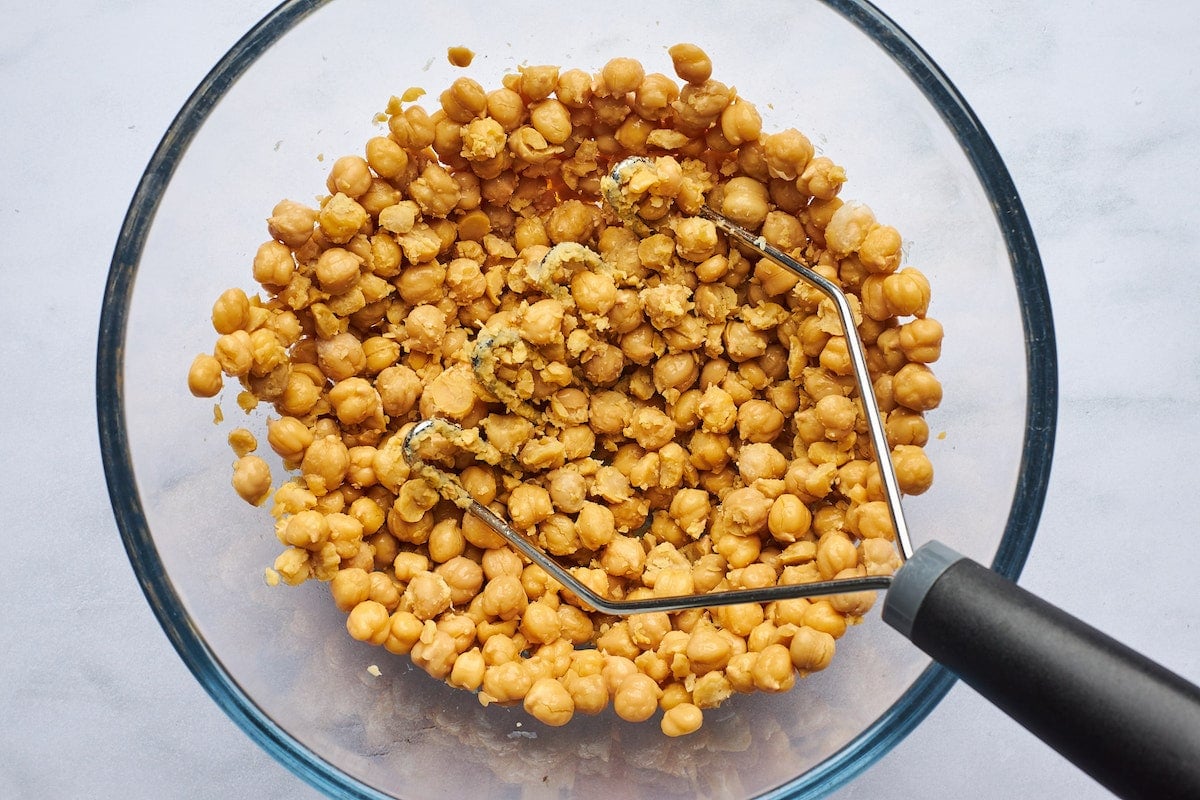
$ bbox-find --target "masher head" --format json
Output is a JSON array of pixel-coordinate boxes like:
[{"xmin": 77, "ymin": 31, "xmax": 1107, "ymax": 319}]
[{"xmin": 403, "ymin": 156, "xmax": 914, "ymax": 615}]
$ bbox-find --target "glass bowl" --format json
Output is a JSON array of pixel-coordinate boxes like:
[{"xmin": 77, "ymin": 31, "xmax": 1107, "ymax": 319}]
[{"xmin": 97, "ymin": 0, "xmax": 1056, "ymax": 797}]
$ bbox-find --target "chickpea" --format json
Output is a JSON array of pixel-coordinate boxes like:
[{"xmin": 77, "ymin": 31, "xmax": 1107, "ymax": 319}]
[
  {"xmin": 213, "ymin": 330, "xmax": 253, "ymax": 377},
  {"xmin": 797, "ymin": 157, "xmax": 847, "ymax": 201},
  {"xmin": 692, "ymin": 670, "xmax": 734, "ymax": 709},
  {"xmin": 561, "ymin": 670, "xmax": 607, "ymax": 715},
  {"xmin": 803, "ymin": 599, "xmax": 848, "ymax": 639},
  {"xmin": 523, "ymin": 677, "xmax": 574, "ymax": 726},
  {"xmin": 187, "ymin": 353, "xmax": 223, "ymax": 397},
  {"xmin": 318, "ymin": 193, "xmax": 369, "ymax": 244},
  {"xmin": 346, "ymin": 599, "xmax": 390, "ymax": 645},
  {"xmin": 720, "ymin": 99, "xmax": 762, "ymax": 146},
  {"xmin": 660, "ymin": 702, "xmax": 703, "ymax": 737},
  {"xmin": 327, "ymin": 568, "xmax": 370, "ymax": 613},
  {"xmin": 893, "ymin": 363, "xmax": 943, "ymax": 411},
  {"xmin": 686, "ymin": 625, "xmax": 732, "ymax": 675},
  {"xmin": 631, "ymin": 72, "xmax": 678, "ymax": 120},
  {"xmin": 401, "ymin": 571, "xmax": 452, "ymax": 621},
  {"xmin": 790, "ymin": 625, "xmax": 836, "ymax": 673},
  {"xmin": 892, "ymin": 444, "xmax": 935, "ymax": 495},
  {"xmin": 883, "ymin": 267, "xmax": 931, "ymax": 317},
  {"xmin": 720, "ymin": 177, "xmax": 770, "ymax": 229},
  {"xmin": 364, "ymin": 136, "xmax": 408, "ymax": 179},
  {"xmin": 267, "ymin": 200, "xmax": 317, "ymax": 248},
  {"xmin": 519, "ymin": 600, "xmax": 562, "ymax": 646},
  {"xmin": 600, "ymin": 534, "xmax": 646, "ymax": 579},
  {"xmin": 301, "ymin": 435, "xmax": 349, "ymax": 496},
  {"xmin": 316, "ymin": 332, "xmax": 366, "ymax": 381},
  {"xmin": 210, "ymin": 287, "xmax": 250, "ymax": 335},
  {"xmin": 484, "ymin": 87, "xmax": 525, "ymax": 130},
  {"xmin": 571, "ymin": 270, "xmax": 618, "ymax": 315},
  {"xmin": 761, "ymin": 128, "xmax": 814, "ymax": 181},
  {"xmin": 768, "ymin": 494, "xmax": 812, "ymax": 544},
  {"xmin": 376, "ymin": 365, "xmax": 422, "ymax": 417},
  {"xmin": 738, "ymin": 398, "xmax": 786, "ymax": 443},
  {"xmin": 667, "ymin": 43, "xmax": 712, "ymax": 85},
  {"xmin": 815, "ymin": 394, "xmax": 857, "ymax": 438},
  {"xmin": 752, "ymin": 643, "xmax": 796, "ymax": 692},
  {"xmin": 723, "ymin": 321, "xmax": 768, "ymax": 362},
  {"xmin": 231, "ymin": 455, "xmax": 272, "ymax": 506},
  {"xmin": 601, "ymin": 57, "xmax": 645, "ymax": 95},
  {"xmin": 427, "ymin": 518, "xmax": 466, "ymax": 563},
  {"xmin": 481, "ymin": 574, "xmax": 528, "ymax": 621},
  {"xmin": 529, "ymin": 99, "xmax": 572, "ymax": 145},
  {"xmin": 899, "ymin": 317, "xmax": 944, "ymax": 363},
  {"xmin": 327, "ymin": 377, "xmax": 382, "ymax": 427},
  {"xmin": 325, "ymin": 155, "xmax": 372, "ymax": 198},
  {"xmin": 859, "ymin": 224, "xmax": 903, "ymax": 273},
  {"xmin": 446, "ymin": 647, "xmax": 486, "ymax": 691},
  {"xmin": 613, "ymin": 672, "xmax": 661, "ymax": 723}
]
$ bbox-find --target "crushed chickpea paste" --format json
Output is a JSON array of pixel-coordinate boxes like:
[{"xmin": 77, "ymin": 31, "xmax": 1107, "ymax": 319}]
[{"xmin": 188, "ymin": 44, "xmax": 944, "ymax": 737}]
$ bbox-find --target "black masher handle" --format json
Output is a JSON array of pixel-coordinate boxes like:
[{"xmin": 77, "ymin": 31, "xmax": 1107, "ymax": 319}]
[{"xmin": 882, "ymin": 541, "xmax": 1200, "ymax": 800}]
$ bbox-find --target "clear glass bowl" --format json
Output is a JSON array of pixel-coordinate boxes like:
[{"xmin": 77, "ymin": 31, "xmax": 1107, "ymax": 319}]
[{"xmin": 97, "ymin": 1, "xmax": 1056, "ymax": 797}]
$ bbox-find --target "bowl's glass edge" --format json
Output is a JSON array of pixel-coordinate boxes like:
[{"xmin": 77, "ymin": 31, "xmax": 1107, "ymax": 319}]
[{"xmin": 94, "ymin": 0, "xmax": 1058, "ymax": 797}]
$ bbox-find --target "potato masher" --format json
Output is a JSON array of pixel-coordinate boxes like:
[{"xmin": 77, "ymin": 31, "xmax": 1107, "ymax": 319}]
[{"xmin": 402, "ymin": 156, "xmax": 1200, "ymax": 800}]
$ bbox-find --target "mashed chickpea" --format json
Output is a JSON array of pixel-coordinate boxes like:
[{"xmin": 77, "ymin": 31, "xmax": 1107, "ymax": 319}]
[{"xmin": 192, "ymin": 42, "xmax": 941, "ymax": 738}]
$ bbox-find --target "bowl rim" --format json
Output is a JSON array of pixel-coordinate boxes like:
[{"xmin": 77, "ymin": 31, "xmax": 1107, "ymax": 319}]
[{"xmin": 95, "ymin": 1, "xmax": 1058, "ymax": 797}]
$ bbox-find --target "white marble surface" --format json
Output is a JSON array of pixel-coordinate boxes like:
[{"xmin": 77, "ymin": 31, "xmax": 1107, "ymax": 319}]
[{"xmin": 3, "ymin": 1, "xmax": 1198, "ymax": 797}]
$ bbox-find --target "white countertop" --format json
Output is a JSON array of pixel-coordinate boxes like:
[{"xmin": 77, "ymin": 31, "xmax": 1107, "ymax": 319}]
[{"xmin": 4, "ymin": 1, "xmax": 1198, "ymax": 797}]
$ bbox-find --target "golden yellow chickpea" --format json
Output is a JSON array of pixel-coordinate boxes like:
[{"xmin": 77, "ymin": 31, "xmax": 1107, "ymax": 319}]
[
  {"xmin": 365, "ymin": 136, "xmax": 408, "ymax": 179},
  {"xmin": 893, "ymin": 363, "xmax": 943, "ymax": 411},
  {"xmin": 346, "ymin": 599, "xmax": 390, "ymax": 645},
  {"xmin": 667, "ymin": 43, "xmax": 712, "ymax": 85},
  {"xmin": 613, "ymin": 672, "xmax": 661, "ymax": 723},
  {"xmin": 601, "ymin": 57, "xmax": 645, "ymax": 95},
  {"xmin": 686, "ymin": 625, "xmax": 732, "ymax": 675},
  {"xmin": 899, "ymin": 317, "xmax": 944, "ymax": 363},
  {"xmin": 187, "ymin": 353, "xmax": 223, "ymax": 397},
  {"xmin": 892, "ymin": 444, "xmax": 935, "ymax": 495},
  {"xmin": 231, "ymin": 455, "xmax": 272, "ymax": 506},
  {"xmin": 720, "ymin": 99, "xmax": 762, "ymax": 146},
  {"xmin": 767, "ymin": 494, "xmax": 812, "ymax": 544},
  {"xmin": 267, "ymin": 200, "xmax": 317, "ymax": 248},
  {"xmin": 883, "ymin": 267, "xmax": 931, "ymax": 317},
  {"xmin": 211, "ymin": 287, "xmax": 251, "ymax": 335},
  {"xmin": 329, "ymin": 568, "xmax": 371, "ymax": 613},
  {"xmin": 660, "ymin": 702, "xmax": 703, "ymax": 737},
  {"xmin": 326, "ymin": 155, "xmax": 372, "ymax": 198},
  {"xmin": 751, "ymin": 643, "xmax": 796, "ymax": 692},
  {"xmin": 790, "ymin": 625, "xmax": 836, "ymax": 673},
  {"xmin": 524, "ymin": 677, "xmax": 575, "ymax": 726},
  {"xmin": 529, "ymin": 99, "xmax": 572, "ymax": 145},
  {"xmin": 449, "ymin": 648, "xmax": 486, "ymax": 691},
  {"xmin": 404, "ymin": 571, "xmax": 453, "ymax": 620}
]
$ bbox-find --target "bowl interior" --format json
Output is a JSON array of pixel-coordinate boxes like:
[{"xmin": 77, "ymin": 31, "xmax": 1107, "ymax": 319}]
[{"xmin": 104, "ymin": 0, "xmax": 1049, "ymax": 797}]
